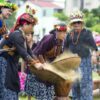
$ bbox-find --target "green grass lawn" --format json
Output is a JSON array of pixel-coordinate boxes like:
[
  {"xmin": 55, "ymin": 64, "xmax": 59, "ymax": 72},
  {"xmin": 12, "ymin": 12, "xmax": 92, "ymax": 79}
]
[
  {"xmin": 94, "ymin": 96, "xmax": 100, "ymax": 100},
  {"xmin": 19, "ymin": 96, "xmax": 35, "ymax": 100},
  {"xmin": 19, "ymin": 96, "xmax": 100, "ymax": 100},
  {"xmin": 93, "ymin": 72, "xmax": 100, "ymax": 80}
]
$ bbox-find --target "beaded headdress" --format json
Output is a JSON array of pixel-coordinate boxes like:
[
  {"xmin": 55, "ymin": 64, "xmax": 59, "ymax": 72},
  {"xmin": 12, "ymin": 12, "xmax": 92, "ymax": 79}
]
[{"xmin": 70, "ymin": 10, "xmax": 84, "ymax": 24}]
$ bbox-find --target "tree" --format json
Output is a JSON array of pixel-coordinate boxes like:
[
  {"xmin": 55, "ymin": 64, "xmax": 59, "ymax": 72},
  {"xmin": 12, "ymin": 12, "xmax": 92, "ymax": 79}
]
[
  {"xmin": 91, "ymin": 6, "xmax": 100, "ymax": 22},
  {"xmin": 53, "ymin": 11, "xmax": 68, "ymax": 22},
  {"xmin": 83, "ymin": 7, "xmax": 100, "ymax": 33},
  {"xmin": 91, "ymin": 24, "xmax": 100, "ymax": 33}
]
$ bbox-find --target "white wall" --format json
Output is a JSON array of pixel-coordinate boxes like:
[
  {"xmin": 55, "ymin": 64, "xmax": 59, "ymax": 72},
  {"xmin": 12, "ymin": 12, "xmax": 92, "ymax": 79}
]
[
  {"xmin": 16, "ymin": 1, "xmax": 62, "ymax": 39},
  {"xmin": 84, "ymin": 0, "xmax": 100, "ymax": 10},
  {"xmin": 55, "ymin": 0, "xmax": 100, "ymax": 15}
]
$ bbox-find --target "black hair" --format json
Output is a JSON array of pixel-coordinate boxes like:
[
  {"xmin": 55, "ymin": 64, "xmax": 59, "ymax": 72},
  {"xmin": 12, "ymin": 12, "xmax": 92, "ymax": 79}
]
[
  {"xmin": 49, "ymin": 29, "xmax": 56, "ymax": 34},
  {"xmin": 57, "ymin": 23, "xmax": 66, "ymax": 27}
]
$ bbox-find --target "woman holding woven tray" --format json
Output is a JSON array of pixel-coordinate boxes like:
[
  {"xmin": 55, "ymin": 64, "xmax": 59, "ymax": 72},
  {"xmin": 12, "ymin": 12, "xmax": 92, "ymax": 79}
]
[
  {"xmin": 32, "ymin": 23, "xmax": 68, "ymax": 100},
  {"xmin": 65, "ymin": 10, "xmax": 98, "ymax": 100}
]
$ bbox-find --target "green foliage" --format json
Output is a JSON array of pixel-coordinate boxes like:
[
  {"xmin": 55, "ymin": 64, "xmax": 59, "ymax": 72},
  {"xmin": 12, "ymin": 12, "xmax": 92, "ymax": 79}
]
[
  {"xmin": 82, "ymin": 9, "xmax": 90, "ymax": 17},
  {"xmin": 85, "ymin": 14, "xmax": 99, "ymax": 27},
  {"xmin": 53, "ymin": 11, "xmax": 68, "ymax": 22},
  {"xmin": 83, "ymin": 7, "xmax": 100, "ymax": 32},
  {"xmin": 54, "ymin": 7, "xmax": 100, "ymax": 33},
  {"xmin": 91, "ymin": 6, "xmax": 100, "ymax": 18},
  {"xmin": 91, "ymin": 24, "xmax": 100, "ymax": 33}
]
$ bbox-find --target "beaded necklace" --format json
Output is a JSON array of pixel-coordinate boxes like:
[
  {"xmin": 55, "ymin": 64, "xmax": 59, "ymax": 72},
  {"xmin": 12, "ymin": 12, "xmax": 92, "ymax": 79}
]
[{"xmin": 71, "ymin": 30, "xmax": 81, "ymax": 45}]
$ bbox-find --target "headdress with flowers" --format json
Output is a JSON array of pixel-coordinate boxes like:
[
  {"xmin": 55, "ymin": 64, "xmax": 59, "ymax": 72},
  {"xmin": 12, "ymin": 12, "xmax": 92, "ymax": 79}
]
[
  {"xmin": 0, "ymin": 0, "xmax": 18, "ymax": 11},
  {"xmin": 10, "ymin": 5, "xmax": 38, "ymax": 32},
  {"xmin": 70, "ymin": 10, "xmax": 84, "ymax": 24},
  {"xmin": 25, "ymin": 4, "xmax": 38, "ymax": 24}
]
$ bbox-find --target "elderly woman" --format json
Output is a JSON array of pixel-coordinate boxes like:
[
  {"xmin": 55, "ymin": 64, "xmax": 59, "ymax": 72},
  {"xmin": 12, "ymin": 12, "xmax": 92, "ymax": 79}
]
[
  {"xmin": 0, "ymin": 13, "xmax": 43, "ymax": 100},
  {"xmin": 65, "ymin": 10, "xmax": 98, "ymax": 100}
]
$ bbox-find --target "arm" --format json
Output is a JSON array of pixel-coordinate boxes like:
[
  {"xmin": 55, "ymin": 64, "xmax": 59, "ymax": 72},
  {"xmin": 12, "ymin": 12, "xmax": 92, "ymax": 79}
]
[
  {"xmin": 85, "ymin": 30, "xmax": 99, "ymax": 64},
  {"xmin": 64, "ymin": 33, "xmax": 70, "ymax": 50},
  {"xmin": 33, "ymin": 35, "xmax": 53, "ymax": 56},
  {"xmin": 9, "ymin": 31, "xmax": 44, "ymax": 70},
  {"xmin": 85, "ymin": 30, "xmax": 98, "ymax": 51},
  {"xmin": 27, "ymin": 43, "xmax": 37, "ymax": 59},
  {"xmin": 10, "ymin": 32, "xmax": 33, "ymax": 62}
]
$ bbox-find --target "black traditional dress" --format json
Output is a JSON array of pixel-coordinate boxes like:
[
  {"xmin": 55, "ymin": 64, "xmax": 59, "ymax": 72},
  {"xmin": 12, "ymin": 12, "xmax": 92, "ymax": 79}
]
[{"xmin": 0, "ymin": 29, "xmax": 34, "ymax": 100}]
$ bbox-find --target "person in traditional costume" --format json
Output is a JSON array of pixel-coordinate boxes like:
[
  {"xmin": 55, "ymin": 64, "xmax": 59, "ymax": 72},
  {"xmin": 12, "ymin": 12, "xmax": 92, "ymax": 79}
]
[
  {"xmin": 0, "ymin": 0, "xmax": 18, "ymax": 42},
  {"xmin": 65, "ymin": 10, "xmax": 98, "ymax": 100},
  {"xmin": 25, "ymin": 31, "xmax": 38, "ymax": 100},
  {"xmin": 28, "ymin": 23, "xmax": 67, "ymax": 100},
  {"xmin": 0, "ymin": 0, "xmax": 18, "ymax": 99},
  {"xmin": 0, "ymin": 13, "xmax": 43, "ymax": 100}
]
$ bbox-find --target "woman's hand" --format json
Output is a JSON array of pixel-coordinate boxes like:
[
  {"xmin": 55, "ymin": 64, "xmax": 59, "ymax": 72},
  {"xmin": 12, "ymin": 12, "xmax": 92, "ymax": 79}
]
[
  {"xmin": 92, "ymin": 51, "xmax": 98, "ymax": 64},
  {"xmin": 29, "ymin": 58, "xmax": 45, "ymax": 70},
  {"xmin": 92, "ymin": 56, "xmax": 97, "ymax": 64},
  {"xmin": 34, "ymin": 63, "xmax": 44, "ymax": 70},
  {"xmin": 29, "ymin": 59, "xmax": 39, "ymax": 65}
]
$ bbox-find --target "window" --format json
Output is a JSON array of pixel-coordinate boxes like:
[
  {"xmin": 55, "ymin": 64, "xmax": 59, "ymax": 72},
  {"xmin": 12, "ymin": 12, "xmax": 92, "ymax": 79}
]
[
  {"xmin": 54, "ymin": 9, "xmax": 63, "ymax": 13},
  {"xmin": 43, "ymin": 10, "xmax": 46, "ymax": 16}
]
